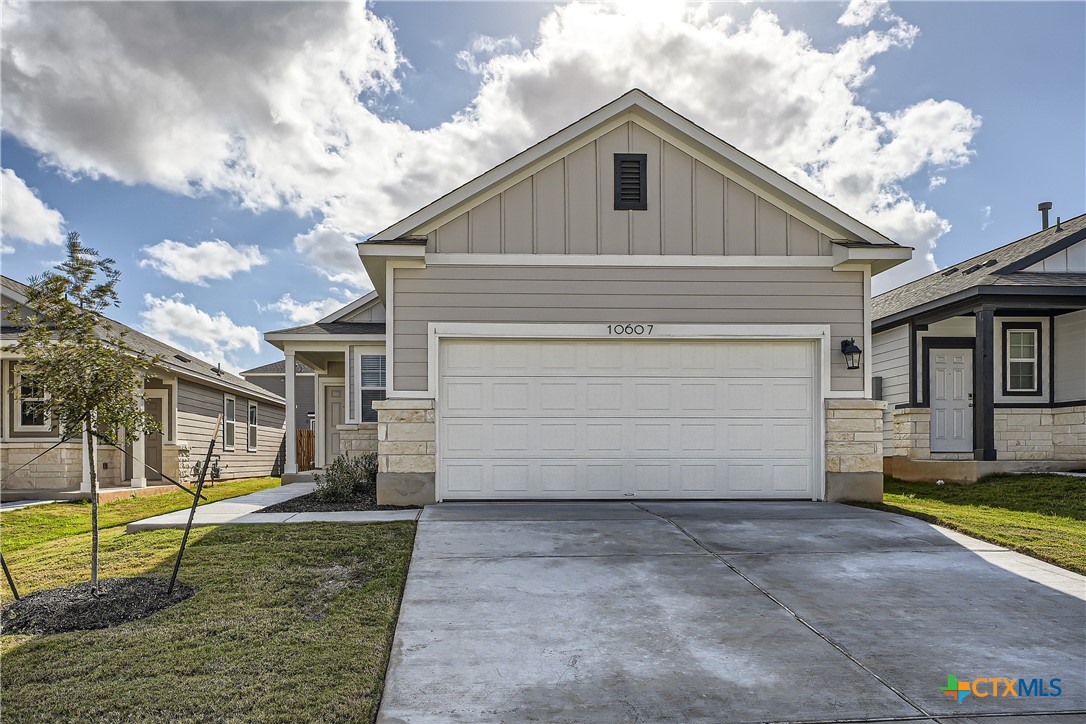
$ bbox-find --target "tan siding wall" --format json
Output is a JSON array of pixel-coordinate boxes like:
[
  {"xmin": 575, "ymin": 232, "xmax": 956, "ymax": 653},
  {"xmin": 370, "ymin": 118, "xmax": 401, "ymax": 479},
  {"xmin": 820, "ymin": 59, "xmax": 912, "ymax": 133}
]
[
  {"xmin": 427, "ymin": 121, "xmax": 836, "ymax": 258},
  {"xmin": 392, "ymin": 265, "xmax": 864, "ymax": 392},
  {"xmin": 175, "ymin": 379, "xmax": 285, "ymax": 480},
  {"xmin": 872, "ymin": 325, "xmax": 911, "ymax": 456}
]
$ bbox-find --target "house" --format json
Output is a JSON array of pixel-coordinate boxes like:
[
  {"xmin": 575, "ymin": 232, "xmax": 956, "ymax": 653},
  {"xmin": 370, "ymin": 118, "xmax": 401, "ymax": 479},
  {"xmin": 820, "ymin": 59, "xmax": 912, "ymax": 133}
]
[
  {"xmin": 262, "ymin": 291, "xmax": 386, "ymax": 472},
  {"xmin": 269, "ymin": 89, "xmax": 913, "ymax": 504},
  {"xmin": 1, "ymin": 274, "xmax": 288, "ymax": 500},
  {"xmin": 241, "ymin": 359, "xmax": 318, "ymax": 432},
  {"xmin": 872, "ymin": 209, "xmax": 1086, "ymax": 482}
]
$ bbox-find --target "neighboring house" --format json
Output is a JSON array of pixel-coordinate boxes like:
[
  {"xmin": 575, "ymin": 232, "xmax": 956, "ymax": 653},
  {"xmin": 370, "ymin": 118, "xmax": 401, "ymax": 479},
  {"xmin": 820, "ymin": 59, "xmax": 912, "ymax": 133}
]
[
  {"xmin": 263, "ymin": 292, "xmax": 386, "ymax": 472},
  {"xmin": 272, "ymin": 89, "xmax": 911, "ymax": 504},
  {"xmin": 1, "ymin": 275, "xmax": 288, "ymax": 500},
  {"xmin": 241, "ymin": 360, "xmax": 318, "ymax": 431},
  {"xmin": 872, "ymin": 210, "xmax": 1086, "ymax": 482}
]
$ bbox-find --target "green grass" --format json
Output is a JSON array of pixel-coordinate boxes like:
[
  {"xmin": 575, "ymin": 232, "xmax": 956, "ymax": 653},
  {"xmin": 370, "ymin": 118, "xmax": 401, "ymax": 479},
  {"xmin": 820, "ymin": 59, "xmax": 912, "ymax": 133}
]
[
  {"xmin": 0, "ymin": 477, "xmax": 280, "ymax": 553},
  {"xmin": 853, "ymin": 474, "xmax": 1086, "ymax": 575},
  {"xmin": 1, "ymin": 522, "xmax": 415, "ymax": 722}
]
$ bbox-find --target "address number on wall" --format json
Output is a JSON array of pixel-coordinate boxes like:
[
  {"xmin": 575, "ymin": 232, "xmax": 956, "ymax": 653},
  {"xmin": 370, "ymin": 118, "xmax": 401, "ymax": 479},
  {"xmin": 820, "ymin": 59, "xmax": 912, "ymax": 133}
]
[{"xmin": 607, "ymin": 324, "xmax": 653, "ymax": 336}]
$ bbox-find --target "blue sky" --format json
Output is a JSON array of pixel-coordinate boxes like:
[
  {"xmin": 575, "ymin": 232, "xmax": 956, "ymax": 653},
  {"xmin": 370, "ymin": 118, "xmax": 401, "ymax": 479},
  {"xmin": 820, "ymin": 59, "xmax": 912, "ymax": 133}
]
[{"xmin": 2, "ymin": 1, "xmax": 1083, "ymax": 372}]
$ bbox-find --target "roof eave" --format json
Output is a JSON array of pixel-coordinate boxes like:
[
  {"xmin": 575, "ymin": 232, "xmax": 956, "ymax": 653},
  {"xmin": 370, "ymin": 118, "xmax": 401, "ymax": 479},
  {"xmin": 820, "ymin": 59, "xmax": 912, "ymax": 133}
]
[{"xmin": 872, "ymin": 284, "xmax": 1086, "ymax": 332}]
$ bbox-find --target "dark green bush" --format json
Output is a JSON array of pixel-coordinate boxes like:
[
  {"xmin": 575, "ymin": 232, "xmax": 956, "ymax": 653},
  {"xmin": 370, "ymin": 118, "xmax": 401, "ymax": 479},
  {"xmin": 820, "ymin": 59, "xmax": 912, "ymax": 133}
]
[{"xmin": 314, "ymin": 452, "xmax": 379, "ymax": 501}]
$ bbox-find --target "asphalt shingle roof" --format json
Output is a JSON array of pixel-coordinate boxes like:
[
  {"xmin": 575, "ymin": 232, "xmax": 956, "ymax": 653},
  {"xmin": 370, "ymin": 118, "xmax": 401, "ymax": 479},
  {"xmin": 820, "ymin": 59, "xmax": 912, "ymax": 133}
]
[
  {"xmin": 872, "ymin": 213, "xmax": 1086, "ymax": 323},
  {"xmin": 2, "ymin": 275, "xmax": 284, "ymax": 403},
  {"xmin": 265, "ymin": 322, "xmax": 386, "ymax": 336},
  {"xmin": 240, "ymin": 360, "xmax": 314, "ymax": 376}
]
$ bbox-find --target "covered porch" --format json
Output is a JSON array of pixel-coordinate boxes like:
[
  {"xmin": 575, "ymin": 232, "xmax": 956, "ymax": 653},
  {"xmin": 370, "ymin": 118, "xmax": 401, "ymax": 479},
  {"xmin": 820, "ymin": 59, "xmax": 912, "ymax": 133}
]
[
  {"xmin": 263, "ymin": 304, "xmax": 386, "ymax": 482},
  {"xmin": 885, "ymin": 289, "xmax": 1085, "ymax": 481}
]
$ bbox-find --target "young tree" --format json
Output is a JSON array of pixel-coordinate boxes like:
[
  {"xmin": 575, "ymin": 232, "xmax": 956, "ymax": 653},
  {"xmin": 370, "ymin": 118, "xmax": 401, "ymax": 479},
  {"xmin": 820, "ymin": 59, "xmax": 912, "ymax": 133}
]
[{"xmin": 11, "ymin": 233, "xmax": 161, "ymax": 593}]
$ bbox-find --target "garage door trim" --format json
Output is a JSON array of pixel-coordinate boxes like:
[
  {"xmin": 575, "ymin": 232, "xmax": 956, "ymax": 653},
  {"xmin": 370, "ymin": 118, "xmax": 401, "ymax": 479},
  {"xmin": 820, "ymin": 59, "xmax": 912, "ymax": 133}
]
[{"xmin": 428, "ymin": 323, "xmax": 833, "ymax": 502}]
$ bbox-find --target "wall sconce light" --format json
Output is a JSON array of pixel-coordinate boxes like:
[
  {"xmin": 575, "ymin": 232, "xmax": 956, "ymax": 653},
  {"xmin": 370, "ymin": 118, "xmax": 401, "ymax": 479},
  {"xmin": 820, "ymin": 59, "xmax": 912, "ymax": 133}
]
[{"xmin": 840, "ymin": 338, "xmax": 863, "ymax": 370}]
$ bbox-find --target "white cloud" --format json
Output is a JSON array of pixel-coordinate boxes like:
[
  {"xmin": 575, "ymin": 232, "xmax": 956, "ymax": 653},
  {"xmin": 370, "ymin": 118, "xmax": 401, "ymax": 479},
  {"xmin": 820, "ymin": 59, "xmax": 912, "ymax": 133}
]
[
  {"xmin": 263, "ymin": 292, "xmax": 356, "ymax": 325},
  {"xmin": 140, "ymin": 293, "xmax": 260, "ymax": 373},
  {"xmin": 981, "ymin": 204, "xmax": 993, "ymax": 230},
  {"xmin": 3, "ymin": 1, "xmax": 982, "ymax": 292},
  {"xmin": 1, "ymin": 168, "xmax": 65, "ymax": 245},
  {"xmin": 140, "ymin": 238, "xmax": 267, "ymax": 285},
  {"xmin": 928, "ymin": 175, "xmax": 947, "ymax": 190},
  {"xmin": 291, "ymin": 223, "xmax": 371, "ymax": 287},
  {"xmin": 456, "ymin": 35, "xmax": 522, "ymax": 75}
]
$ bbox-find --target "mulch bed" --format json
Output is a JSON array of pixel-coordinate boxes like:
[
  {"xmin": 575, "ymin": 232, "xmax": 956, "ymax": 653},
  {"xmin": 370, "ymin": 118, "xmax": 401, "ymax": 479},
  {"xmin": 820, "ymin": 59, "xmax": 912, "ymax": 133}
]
[
  {"xmin": 260, "ymin": 491, "xmax": 418, "ymax": 514},
  {"xmin": 2, "ymin": 577, "xmax": 195, "ymax": 636}
]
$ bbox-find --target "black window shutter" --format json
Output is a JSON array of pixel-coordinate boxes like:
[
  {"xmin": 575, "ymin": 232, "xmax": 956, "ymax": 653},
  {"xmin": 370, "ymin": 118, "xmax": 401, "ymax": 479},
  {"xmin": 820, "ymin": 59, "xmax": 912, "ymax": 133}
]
[{"xmin": 614, "ymin": 153, "xmax": 647, "ymax": 210}]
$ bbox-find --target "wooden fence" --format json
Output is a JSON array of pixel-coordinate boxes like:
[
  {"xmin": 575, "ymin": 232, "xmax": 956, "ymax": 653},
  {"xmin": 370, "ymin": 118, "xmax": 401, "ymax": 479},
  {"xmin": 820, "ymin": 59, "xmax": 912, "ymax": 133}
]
[{"xmin": 296, "ymin": 429, "xmax": 315, "ymax": 471}]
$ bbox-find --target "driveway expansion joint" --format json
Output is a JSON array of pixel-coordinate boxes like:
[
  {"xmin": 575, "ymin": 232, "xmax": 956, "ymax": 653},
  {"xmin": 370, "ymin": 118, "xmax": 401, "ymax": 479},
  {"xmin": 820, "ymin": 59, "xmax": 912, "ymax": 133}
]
[{"xmin": 631, "ymin": 502, "xmax": 935, "ymax": 721}]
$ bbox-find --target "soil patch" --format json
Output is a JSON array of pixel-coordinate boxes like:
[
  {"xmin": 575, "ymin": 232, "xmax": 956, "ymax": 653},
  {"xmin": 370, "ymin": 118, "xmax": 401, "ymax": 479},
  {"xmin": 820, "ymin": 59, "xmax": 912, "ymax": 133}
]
[
  {"xmin": 2, "ymin": 577, "xmax": 195, "ymax": 636},
  {"xmin": 260, "ymin": 491, "xmax": 418, "ymax": 513}
]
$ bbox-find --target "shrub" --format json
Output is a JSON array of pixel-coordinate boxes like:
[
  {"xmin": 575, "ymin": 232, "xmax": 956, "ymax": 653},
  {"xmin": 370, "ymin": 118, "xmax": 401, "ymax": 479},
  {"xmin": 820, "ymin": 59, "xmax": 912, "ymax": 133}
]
[{"xmin": 314, "ymin": 452, "xmax": 379, "ymax": 502}]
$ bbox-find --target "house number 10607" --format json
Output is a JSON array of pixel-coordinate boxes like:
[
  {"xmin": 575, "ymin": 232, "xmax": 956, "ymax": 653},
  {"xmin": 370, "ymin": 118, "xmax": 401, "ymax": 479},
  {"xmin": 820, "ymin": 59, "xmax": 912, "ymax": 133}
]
[{"xmin": 608, "ymin": 324, "xmax": 653, "ymax": 335}]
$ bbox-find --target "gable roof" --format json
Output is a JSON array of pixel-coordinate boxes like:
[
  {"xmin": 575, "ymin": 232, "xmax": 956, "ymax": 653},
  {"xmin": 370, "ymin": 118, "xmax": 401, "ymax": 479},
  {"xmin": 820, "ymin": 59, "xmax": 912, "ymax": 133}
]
[
  {"xmin": 263, "ymin": 321, "xmax": 385, "ymax": 338},
  {"xmin": 241, "ymin": 360, "xmax": 314, "ymax": 376},
  {"xmin": 365, "ymin": 89, "xmax": 899, "ymax": 248},
  {"xmin": 1, "ymin": 275, "xmax": 284, "ymax": 404},
  {"xmin": 872, "ymin": 213, "xmax": 1086, "ymax": 325},
  {"xmin": 317, "ymin": 290, "xmax": 381, "ymax": 324}
]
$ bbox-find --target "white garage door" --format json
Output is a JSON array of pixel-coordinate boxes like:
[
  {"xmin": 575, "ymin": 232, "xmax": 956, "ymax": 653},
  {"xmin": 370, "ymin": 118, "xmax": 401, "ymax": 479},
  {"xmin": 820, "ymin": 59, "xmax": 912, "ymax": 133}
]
[{"xmin": 438, "ymin": 338, "xmax": 819, "ymax": 500}]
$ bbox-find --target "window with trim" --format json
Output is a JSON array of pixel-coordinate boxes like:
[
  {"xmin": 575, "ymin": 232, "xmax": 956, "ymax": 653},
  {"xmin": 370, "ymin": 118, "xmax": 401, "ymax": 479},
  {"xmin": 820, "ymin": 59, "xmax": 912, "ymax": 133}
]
[
  {"xmin": 223, "ymin": 395, "xmax": 236, "ymax": 450},
  {"xmin": 14, "ymin": 374, "xmax": 50, "ymax": 432},
  {"xmin": 1003, "ymin": 323, "xmax": 1042, "ymax": 395},
  {"xmin": 360, "ymin": 355, "xmax": 386, "ymax": 423},
  {"xmin": 247, "ymin": 402, "xmax": 258, "ymax": 451}
]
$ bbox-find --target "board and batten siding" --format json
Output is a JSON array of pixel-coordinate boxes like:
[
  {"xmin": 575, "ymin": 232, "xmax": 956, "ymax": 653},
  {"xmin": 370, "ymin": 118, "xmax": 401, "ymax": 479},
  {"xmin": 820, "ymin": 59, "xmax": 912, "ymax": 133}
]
[
  {"xmin": 175, "ymin": 379, "xmax": 285, "ymax": 479},
  {"xmin": 392, "ymin": 265, "xmax": 864, "ymax": 393},
  {"xmin": 1054, "ymin": 309, "xmax": 1086, "ymax": 403},
  {"xmin": 871, "ymin": 325, "xmax": 911, "ymax": 456},
  {"xmin": 427, "ymin": 122, "xmax": 836, "ymax": 258}
]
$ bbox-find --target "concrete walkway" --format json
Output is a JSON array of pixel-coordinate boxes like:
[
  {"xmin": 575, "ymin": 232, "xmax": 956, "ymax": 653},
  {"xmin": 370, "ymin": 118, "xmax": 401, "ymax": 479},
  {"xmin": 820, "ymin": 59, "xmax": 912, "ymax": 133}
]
[
  {"xmin": 380, "ymin": 501, "xmax": 1086, "ymax": 723},
  {"xmin": 125, "ymin": 483, "xmax": 420, "ymax": 532}
]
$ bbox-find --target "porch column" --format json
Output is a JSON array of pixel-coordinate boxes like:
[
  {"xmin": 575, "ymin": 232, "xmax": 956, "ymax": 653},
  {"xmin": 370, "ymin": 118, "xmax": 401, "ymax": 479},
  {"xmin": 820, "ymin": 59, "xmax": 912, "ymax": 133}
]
[
  {"xmin": 974, "ymin": 305, "xmax": 996, "ymax": 461},
  {"xmin": 80, "ymin": 428, "xmax": 92, "ymax": 493},
  {"xmin": 130, "ymin": 381, "xmax": 147, "ymax": 487},
  {"xmin": 285, "ymin": 351, "xmax": 298, "ymax": 474}
]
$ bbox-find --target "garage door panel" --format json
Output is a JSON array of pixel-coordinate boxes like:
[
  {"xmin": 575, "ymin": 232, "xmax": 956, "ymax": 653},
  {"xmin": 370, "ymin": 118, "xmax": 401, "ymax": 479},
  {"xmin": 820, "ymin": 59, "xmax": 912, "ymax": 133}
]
[
  {"xmin": 438, "ymin": 458, "xmax": 814, "ymax": 499},
  {"xmin": 439, "ymin": 339, "xmax": 814, "ymax": 378},
  {"xmin": 439, "ymin": 339, "xmax": 818, "ymax": 499},
  {"xmin": 441, "ymin": 377, "xmax": 814, "ymax": 418},
  {"xmin": 441, "ymin": 418, "xmax": 810, "ymax": 459}
]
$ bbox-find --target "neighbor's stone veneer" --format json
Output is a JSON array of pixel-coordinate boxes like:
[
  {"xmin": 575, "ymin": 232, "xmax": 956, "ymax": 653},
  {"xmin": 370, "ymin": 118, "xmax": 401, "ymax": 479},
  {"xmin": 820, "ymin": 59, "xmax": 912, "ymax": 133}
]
[
  {"xmin": 892, "ymin": 407, "xmax": 931, "ymax": 461},
  {"xmin": 995, "ymin": 405, "xmax": 1086, "ymax": 461},
  {"xmin": 0, "ymin": 442, "xmax": 83, "ymax": 489},
  {"xmin": 825, "ymin": 399, "xmax": 887, "ymax": 473},
  {"xmin": 336, "ymin": 423, "xmax": 378, "ymax": 457},
  {"xmin": 373, "ymin": 399, "xmax": 436, "ymax": 474}
]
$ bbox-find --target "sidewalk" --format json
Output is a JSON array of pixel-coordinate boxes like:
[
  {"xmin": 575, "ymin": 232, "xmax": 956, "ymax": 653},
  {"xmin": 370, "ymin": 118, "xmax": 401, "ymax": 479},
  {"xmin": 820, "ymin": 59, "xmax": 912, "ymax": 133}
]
[{"xmin": 126, "ymin": 483, "xmax": 420, "ymax": 532}]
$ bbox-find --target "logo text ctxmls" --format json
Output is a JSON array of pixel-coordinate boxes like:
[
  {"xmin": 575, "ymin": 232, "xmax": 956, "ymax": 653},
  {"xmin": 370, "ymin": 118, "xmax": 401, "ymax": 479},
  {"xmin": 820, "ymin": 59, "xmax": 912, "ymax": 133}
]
[{"xmin": 941, "ymin": 675, "xmax": 1063, "ymax": 704}]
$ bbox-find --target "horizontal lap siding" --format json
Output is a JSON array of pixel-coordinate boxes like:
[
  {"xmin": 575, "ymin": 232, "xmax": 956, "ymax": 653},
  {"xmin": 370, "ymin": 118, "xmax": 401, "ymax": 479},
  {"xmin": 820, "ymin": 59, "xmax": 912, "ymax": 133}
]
[
  {"xmin": 393, "ymin": 265, "xmax": 864, "ymax": 392},
  {"xmin": 176, "ymin": 380, "xmax": 285, "ymax": 480},
  {"xmin": 872, "ymin": 325, "xmax": 911, "ymax": 456}
]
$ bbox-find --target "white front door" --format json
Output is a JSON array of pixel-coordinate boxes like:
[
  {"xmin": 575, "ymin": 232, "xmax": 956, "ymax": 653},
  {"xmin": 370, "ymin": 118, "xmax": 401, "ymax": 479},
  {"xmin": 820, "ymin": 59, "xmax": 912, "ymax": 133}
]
[
  {"xmin": 438, "ymin": 338, "xmax": 819, "ymax": 500},
  {"xmin": 325, "ymin": 386, "xmax": 345, "ymax": 462},
  {"xmin": 930, "ymin": 349, "xmax": 973, "ymax": 453}
]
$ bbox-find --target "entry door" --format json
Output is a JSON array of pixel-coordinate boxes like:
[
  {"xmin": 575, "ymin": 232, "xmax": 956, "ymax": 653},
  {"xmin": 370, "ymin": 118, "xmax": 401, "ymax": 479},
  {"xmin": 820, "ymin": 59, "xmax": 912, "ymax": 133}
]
[
  {"xmin": 325, "ymin": 386, "xmax": 345, "ymax": 463},
  {"xmin": 145, "ymin": 398, "xmax": 164, "ymax": 480},
  {"xmin": 930, "ymin": 349, "xmax": 973, "ymax": 453}
]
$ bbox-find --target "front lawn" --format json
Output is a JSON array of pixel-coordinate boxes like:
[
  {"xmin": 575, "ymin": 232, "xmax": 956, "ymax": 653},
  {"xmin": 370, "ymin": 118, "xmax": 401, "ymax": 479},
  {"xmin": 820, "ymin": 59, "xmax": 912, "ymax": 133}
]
[
  {"xmin": 0, "ymin": 476, "xmax": 281, "ymax": 553},
  {"xmin": 855, "ymin": 474, "xmax": 1086, "ymax": 575},
  {"xmin": 1, "ymin": 522, "xmax": 415, "ymax": 722}
]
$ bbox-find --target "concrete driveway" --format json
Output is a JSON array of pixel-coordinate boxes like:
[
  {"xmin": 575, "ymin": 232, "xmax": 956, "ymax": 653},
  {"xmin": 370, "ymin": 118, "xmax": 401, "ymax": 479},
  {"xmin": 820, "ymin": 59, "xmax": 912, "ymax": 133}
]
[{"xmin": 379, "ymin": 502, "xmax": 1086, "ymax": 723}]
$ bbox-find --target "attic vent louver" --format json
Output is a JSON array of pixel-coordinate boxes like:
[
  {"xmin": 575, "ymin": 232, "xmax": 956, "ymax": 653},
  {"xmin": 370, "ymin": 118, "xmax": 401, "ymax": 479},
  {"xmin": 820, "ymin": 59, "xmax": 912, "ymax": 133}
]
[
  {"xmin": 614, "ymin": 153, "xmax": 647, "ymax": 210},
  {"xmin": 962, "ymin": 264, "xmax": 984, "ymax": 275},
  {"xmin": 174, "ymin": 354, "xmax": 191, "ymax": 363},
  {"xmin": 942, "ymin": 267, "xmax": 959, "ymax": 276}
]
